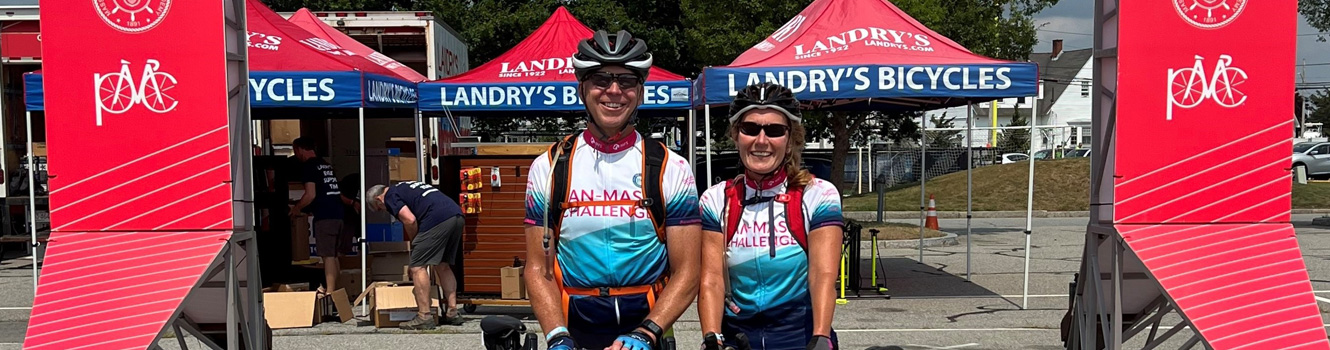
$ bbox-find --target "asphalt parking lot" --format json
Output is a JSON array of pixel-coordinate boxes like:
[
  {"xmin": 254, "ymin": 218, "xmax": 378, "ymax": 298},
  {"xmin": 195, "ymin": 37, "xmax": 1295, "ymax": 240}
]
[{"xmin": 0, "ymin": 215, "xmax": 1326, "ymax": 349}]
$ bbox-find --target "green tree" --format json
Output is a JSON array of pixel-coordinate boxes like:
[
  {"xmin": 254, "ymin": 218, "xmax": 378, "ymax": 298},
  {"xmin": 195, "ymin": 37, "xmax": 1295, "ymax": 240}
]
[
  {"xmin": 262, "ymin": 0, "xmax": 415, "ymax": 11},
  {"xmin": 1304, "ymin": 89, "xmax": 1330, "ymax": 126},
  {"xmin": 925, "ymin": 113, "xmax": 964, "ymax": 148},
  {"xmin": 1302, "ymin": 1, "xmax": 1330, "ymax": 41},
  {"xmin": 878, "ymin": 111, "xmax": 922, "ymax": 146},
  {"xmin": 996, "ymin": 108, "xmax": 1031, "ymax": 154}
]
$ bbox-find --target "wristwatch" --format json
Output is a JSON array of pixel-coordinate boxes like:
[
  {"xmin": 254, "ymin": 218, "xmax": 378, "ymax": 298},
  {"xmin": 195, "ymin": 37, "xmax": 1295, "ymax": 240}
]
[{"xmin": 639, "ymin": 319, "xmax": 664, "ymax": 341}]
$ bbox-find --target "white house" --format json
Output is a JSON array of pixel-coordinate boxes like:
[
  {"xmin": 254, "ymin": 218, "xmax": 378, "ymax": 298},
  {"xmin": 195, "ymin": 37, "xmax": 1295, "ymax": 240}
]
[{"xmin": 922, "ymin": 40, "xmax": 1094, "ymax": 151}]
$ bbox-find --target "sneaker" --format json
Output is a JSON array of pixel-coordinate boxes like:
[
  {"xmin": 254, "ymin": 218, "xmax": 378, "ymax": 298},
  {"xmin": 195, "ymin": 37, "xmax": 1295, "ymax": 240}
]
[
  {"xmin": 441, "ymin": 308, "xmax": 465, "ymax": 326},
  {"xmin": 399, "ymin": 314, "xmax": 437, "ymax": 330}
]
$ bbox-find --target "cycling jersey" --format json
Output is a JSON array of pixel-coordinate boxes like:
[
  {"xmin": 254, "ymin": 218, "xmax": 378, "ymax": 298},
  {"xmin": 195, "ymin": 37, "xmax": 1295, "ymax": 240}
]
[
  {"xmin": 524, "ymin": 131, "xmax": 701, "ymax": 289},
  {"xmin": 700, "ymin": 173, "xmax": 843, "ymax": 349}
]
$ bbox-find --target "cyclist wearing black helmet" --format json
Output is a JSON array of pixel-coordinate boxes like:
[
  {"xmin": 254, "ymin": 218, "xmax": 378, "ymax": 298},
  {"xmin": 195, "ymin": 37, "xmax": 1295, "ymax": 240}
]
[
  {"xmin": 698, "ymin": 83, "xmax": 842, "ymax": 350},
  {"xmin": 523, "ymin": 29, "xmax": 701, "ymax": 350}
]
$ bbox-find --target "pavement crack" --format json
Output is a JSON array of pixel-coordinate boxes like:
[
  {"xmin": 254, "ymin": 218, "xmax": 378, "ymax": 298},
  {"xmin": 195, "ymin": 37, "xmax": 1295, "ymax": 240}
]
[{"xmin": 945, "ymin": 305, "xmax": 1065, "ymax": 323}]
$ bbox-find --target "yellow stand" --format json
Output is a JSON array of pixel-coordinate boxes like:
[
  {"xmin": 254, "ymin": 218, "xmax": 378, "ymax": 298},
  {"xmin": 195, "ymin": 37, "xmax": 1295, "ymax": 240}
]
[{"xmin": 837, "ymin": 243, "xmax": 849, "ymax": 305}]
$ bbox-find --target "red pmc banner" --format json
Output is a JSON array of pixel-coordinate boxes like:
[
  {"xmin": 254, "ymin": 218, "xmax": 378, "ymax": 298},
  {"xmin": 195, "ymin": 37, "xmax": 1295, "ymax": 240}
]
[
  {"xmin": 40, "ymin": 0, "xmax": 232, "ymax": 232},
  {"xmin": 1115, "ymin": 0, "xmax": 1295, "ymax": 224}
]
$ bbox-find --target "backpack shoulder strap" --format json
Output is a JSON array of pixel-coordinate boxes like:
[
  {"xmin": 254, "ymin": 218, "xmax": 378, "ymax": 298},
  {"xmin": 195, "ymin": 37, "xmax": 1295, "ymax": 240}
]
[
  {"xmin": 642, "ymin": 139, "xmax": 668, "ymax": 242},
  {"xmin": 545, "ymin": 131, "xmax": 582, "ymax": 231},
  {"xmin": 781, "ymin": 183, "xmax": 808, "ymax": 252},
  {"xmin": 723, "ymin": 177, "xmax": 745, "ymax": 245}
]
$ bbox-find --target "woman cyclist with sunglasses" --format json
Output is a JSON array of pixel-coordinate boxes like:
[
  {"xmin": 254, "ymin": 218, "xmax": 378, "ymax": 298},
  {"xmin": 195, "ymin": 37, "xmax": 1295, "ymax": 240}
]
[{"xmin": 698, "ymin": 83, "xmax": 843, "ymax": 350}]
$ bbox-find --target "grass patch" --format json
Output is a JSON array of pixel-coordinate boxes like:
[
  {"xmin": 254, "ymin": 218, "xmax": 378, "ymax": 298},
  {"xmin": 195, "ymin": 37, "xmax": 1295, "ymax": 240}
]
[
  {"xmin": 844, "ymin": 158, "xmax": 1330, "ymax": 211},
  {"xmin": 1293, "ymin": 182, "xmax": 1330, "ymax": 209},
  {"xmin": 856, "ymin": 221, "xmax": 946, "ymax": 240},
  {"xmin": 845, "ymin": 158, "xmax": 1091, "ymax": 212}
]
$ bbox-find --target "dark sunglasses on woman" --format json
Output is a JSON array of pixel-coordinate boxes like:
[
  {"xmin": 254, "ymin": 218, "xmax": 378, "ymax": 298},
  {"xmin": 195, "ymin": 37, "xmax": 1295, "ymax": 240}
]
[
  {"xmin": 586, "ymin": 72, "xmax": 642, "ymax": 89},
  {"xmin": 737, "ymin": 122, "xmax": 789, "ymax": 138}
]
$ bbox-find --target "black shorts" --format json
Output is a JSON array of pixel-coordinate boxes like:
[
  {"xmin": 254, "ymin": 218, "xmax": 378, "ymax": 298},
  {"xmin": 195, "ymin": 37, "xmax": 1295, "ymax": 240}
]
[
  {"xmin": 410, "ymin": 215, "xmax": 464, "ymax": 267},
  {"xmin": 314, "ymin": 219, "xmax": 347, "ymax": 258}
]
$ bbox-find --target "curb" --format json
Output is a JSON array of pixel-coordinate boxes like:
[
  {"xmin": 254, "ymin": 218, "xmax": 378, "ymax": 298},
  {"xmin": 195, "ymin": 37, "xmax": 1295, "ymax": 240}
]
[{"xmin": 859, "ymin": 232, "xmax": 959, "ymax": 251}]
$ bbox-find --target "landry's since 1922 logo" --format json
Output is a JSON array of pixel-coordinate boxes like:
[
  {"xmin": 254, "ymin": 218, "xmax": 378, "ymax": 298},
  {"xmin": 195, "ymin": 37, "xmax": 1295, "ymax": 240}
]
[
  {"xmin": 95, "ymin": 0, "xmax": 172, "ymax": 33},
  {"xmin": 1173, "ymin": 0, "xmax": 1246, "ymax": 29}
]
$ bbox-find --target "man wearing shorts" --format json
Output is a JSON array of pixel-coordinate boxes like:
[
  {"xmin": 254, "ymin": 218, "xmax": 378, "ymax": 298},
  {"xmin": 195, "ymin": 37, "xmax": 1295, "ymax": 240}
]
[
  {"xmin": 290, "ymin": 138, "xmax": 346, "ymax": 295},
  {"xmin": 366, "ymin": 181, "xmax": 466, "ymax": 329}
]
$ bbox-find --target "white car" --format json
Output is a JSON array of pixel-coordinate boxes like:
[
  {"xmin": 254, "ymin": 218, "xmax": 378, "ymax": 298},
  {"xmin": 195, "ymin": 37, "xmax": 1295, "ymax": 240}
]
[{"xmin": 1001, "ymin": 153, "xmax": 1030, "ymax": 164}]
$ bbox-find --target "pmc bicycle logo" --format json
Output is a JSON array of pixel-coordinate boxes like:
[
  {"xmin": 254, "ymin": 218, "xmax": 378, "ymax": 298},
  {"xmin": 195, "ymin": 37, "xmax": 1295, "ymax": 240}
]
[
  {"xmin": 94, "ymin": 0, "xmax": 171, "ymax": 33},
  {"xmin": 1166, "ymin": 55, "xmax": 1247, "ymax": 121},
  {"xmin": 1173, "ymin": 0, "xmax": 1246, "ymax": 29},
  {"xmin": 94, "ymin": 59, "xmax": 178, "ymax": 126}
]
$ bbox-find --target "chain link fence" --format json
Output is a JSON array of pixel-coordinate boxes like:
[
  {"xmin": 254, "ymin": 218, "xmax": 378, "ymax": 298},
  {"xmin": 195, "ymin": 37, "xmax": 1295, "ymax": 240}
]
[{"xmin": 838, "ymin": 146, "xmax": 1010, "ymax": 193}]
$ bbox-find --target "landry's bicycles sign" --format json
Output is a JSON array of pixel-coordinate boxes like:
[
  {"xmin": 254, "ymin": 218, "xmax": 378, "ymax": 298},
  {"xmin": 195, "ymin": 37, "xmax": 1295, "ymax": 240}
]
[
  {"xmin": 1166, "ymin": 54, "xmax": 1247, "ymax": 120},
  {"xmin": 94, "ymin": 59, "xmax": 178, "ymax": 126}
]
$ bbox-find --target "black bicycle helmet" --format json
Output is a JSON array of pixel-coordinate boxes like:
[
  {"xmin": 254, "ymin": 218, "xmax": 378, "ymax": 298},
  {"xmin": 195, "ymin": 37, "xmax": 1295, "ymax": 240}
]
[
  {"xmin": 729, "ymin": 82, "xmax": 802, "ymax": 123},
  {"xmin": 572, "ymin": 30, "xmax": 653, "ymax": 82}
]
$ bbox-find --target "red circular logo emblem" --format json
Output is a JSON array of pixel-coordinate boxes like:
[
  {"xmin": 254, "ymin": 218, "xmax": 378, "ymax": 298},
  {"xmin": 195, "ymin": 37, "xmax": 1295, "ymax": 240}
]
[
  {"xmin": 94, "ymin": 0, "xmax": 171, "ymax": 33},
  {"xmin": 1173, "ymin": 0, "xmax": 1246, "ymax": 29}
]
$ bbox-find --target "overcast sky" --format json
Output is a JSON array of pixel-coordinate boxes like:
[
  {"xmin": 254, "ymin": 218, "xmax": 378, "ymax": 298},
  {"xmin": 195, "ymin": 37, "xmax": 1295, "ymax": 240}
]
[{"xmin": 1033, "ymin": 1, "xmax": 1330, "ymax": 85}]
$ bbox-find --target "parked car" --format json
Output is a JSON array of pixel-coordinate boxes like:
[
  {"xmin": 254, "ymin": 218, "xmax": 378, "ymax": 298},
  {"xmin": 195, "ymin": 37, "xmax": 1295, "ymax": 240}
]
[
  {"xmin": 1292, "ymin": 141, "xmax": 1330, "ymax": 179},
  {"xmin": 1001, "ymin": 153, "xmax": 1029, "ymax": 164},
  {"xmin": 1065, "ymin": 148, "xmax": 1091, "ymax": 158}
]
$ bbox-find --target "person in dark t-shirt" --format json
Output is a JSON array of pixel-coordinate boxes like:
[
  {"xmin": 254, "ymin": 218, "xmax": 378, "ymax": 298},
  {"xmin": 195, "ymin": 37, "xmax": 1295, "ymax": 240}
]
[
  {"xmin": 367, "ymin": 181, "xmax": 465, "ymax": 329},
  {"xmin": 290, "ymin": 138, "xmax": 346, "ymax": 296}
]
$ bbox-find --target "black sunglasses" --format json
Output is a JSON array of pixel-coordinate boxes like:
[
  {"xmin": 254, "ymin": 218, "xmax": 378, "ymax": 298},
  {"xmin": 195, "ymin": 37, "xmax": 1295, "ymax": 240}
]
[
  {"xmin": 586, "ymin": 72, "xmax": 642, "ymax": 89},
  {"xmin": 737, "ymin": 122, "xmax": 789, "ymax": 138}
]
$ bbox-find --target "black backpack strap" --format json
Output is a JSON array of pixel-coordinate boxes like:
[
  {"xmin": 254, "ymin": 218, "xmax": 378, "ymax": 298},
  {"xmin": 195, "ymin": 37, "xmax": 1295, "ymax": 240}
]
[
  {"xmin": 546, "ymin": 130, "xmax": 582, "ymax": 230},
  {"xmin": 642, "ymin": 139, "xmax": 668, "ymax": 241}
]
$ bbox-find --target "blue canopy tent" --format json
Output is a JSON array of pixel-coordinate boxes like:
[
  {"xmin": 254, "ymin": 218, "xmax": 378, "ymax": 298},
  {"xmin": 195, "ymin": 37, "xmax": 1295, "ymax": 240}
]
[{"xmin": 416, "ymin": 7, "xmax": 693, "ymax": 149}]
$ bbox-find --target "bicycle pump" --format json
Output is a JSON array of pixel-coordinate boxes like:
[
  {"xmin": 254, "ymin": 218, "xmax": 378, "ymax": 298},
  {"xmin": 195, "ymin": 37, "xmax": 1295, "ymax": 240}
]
[{"xmin": 869, "ymin": 229, "xmax": 888, "ymax": 293}]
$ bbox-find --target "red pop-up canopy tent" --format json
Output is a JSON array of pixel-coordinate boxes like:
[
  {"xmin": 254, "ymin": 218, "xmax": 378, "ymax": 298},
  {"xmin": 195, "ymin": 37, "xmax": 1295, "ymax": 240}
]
[
  {"xmin": 693, "ymin": 0, "xmax": 1037, "ymax": 108},
  {"xmin": 417, "ymin": 7, "xmax": 693, "ymax": 113},
  {"xmin": 286, "ymin": 8, "xmax": 428, "ymax": 83}
]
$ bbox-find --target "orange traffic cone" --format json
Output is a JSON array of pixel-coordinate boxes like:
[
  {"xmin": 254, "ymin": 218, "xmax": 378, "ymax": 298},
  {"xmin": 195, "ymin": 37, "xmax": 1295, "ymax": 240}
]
[{"xmin": 925, "ymin": 194, "xmax": 939, "ymax": 230}]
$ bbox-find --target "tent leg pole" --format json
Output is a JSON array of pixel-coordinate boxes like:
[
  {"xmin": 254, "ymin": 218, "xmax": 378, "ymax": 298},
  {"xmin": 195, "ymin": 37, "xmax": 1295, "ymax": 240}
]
[
  {"xmin": 688, "ymin": 109, "xmax": 697, "ymax": 170},
  {"xmin": 705, "ymin": 107, "xmax": 713, "ymax": 188},
  {"xmin": 415, "ymin": 109, "xmax": 425, "ymax": 181},
  {"xmin": 919, "ymin": 122, "xmax": 927, "ymax": 264},
  {"xmin": 225, "ymin": 244, "xmax": 237, "ymax": 350},
  {"xmin": 1023, "ymin": 89, "xmax": 1038, "ymax": 310},
  {"xmin": 359, "ymin": 107, "xmax": 368, "ymax": 313},
  {"xmin": 966, "ymin": 103, "xmax": 973, "ymax": 281},
  {"xmin": 26, "ymin": 110, "xmax": 38, "ymax": 295}
]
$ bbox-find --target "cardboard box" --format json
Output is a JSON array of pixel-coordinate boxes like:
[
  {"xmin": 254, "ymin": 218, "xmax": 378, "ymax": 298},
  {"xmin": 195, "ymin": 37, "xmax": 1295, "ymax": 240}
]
[
  {"xmin": 271, "ymin": 283, "xmax": 309, "ymax": 292},
  {"xmin": 354, "ymin": 282, "xmax": 439, "ymax": 328},
  {"xmin": 337, "ymin": 269, "xmax": 364, "ymax": 298},
  {"xmin": 368, "ymin": 241, "xmax": 411, "ymax": 254},
  {"xmin": 500, "ymin": 267, "xmax": 524, "ymax": 300},
  {"xmin": 369, "ymin": 252, "xmax": 410, "ymax": 280},
  {"xmin": 388, "ymin": 156, "xmax": 420, "ymax": 182},
  {"xmin": 270, "ymin": 120, "xmax": 300, "ymax": 144},
  {"xmin": 31, "ymin": 142, "xmax": 46, "ymax": 157},
  {"xmin": 264, "ymin": 288, "xmax": 354, "ymax": 329},
  {"xmin": 313, "ymin": 290, "xmax": 351, "ymax": 324},
  {"xmin": 264, "ymin": 291, "xmax": 318, "ymax": 329},
  {"xmin": 292, "ymin": 215, "xmax": 311, "ymax": 262}
]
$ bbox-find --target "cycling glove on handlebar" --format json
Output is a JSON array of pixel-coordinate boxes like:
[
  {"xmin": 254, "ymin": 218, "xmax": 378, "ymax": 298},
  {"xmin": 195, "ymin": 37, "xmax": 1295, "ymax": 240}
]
[
  {"xmin": 806, "ymin": 335, "xmax": 834, "ymax": 350},
  {"xmin": 614, "ymin": 330, "xmax": 654, "ymax": 350},
  {"xmin": 547, "ymin": 335, "xmax": 576, "ymax": 350}
]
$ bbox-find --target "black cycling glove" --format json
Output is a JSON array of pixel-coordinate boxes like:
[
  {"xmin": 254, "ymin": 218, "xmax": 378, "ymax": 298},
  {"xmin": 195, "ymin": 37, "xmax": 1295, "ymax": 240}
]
[
  {"xmin": 547, "ymin": 335, "xmax": 576, "ymax": 350},
  {"xmin": 806, "ymin": 335, "xmax": 834, "ymax": 350}
]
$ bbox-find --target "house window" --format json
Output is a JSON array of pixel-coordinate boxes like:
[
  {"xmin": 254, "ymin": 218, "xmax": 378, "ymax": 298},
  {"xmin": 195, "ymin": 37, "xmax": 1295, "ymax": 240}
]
[{"xmin": 1080, "ymin": 80, "xmax": 1090, "ymax": 97}]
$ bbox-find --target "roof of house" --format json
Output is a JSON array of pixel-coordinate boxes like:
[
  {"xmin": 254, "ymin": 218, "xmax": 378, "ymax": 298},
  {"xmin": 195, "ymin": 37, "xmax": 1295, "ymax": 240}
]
[{"xmin": 1032, "ymin": 48, "xmax": 1094, "ymax": 113}]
